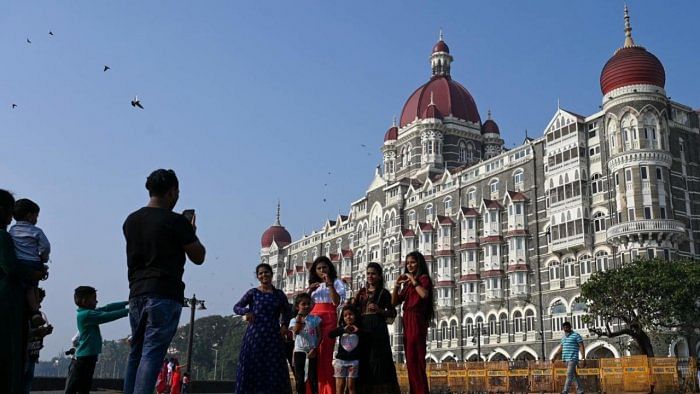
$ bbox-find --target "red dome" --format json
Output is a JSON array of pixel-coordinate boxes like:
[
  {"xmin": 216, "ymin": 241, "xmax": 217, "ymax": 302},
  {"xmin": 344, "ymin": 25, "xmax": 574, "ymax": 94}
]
[
  {"xmin": 261, "ymin": 225, "xmax": 291, "ymax": 248},
  {"xmin": 384, "ymin": 126, "xmax": 398, "ymax": 142},
  {"xmin": 399, "ymin": 76, "xmax": 480, "ymax": 127},
  {"xmin": 433, "ymin": 40, "xmax": 449, "ymax": 54},
  {"xmin": 422, "ymin": 103, "xmax": 443, "ymax": 120},
  {"xmin": 600, "ymin": 46, "xmax": 665, "ymax": 95},
  {"xmin": 482, "ymin": 119, "xmax": 500, "ymax": 135}
]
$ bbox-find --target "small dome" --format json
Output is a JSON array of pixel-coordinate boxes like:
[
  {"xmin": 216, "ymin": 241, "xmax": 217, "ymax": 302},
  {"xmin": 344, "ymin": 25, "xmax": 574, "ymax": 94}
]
[
  {"xmin": 261, "ymin": 225, "xmax": 291, "ymax": 248},
  {"xmin": 384, "ymin": 126, "xmax": 398, "ymax": 142},
  {"xmin": 600, "ymin": 46, "xmax": 665, "ymax": 95},
  {"xmin": 432, "ymin": 40, "xmax": 449, "ymax": 54},
  {"xmin": 482, "ymin": 119, "xmax": 500, "ymax": 135}
]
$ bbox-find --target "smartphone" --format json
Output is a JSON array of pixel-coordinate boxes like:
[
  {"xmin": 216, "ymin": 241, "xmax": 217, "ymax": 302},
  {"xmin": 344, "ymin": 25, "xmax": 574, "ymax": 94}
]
[{"xmin": 182, "ymin": 209, "xmax": 195, "ymax": 222}]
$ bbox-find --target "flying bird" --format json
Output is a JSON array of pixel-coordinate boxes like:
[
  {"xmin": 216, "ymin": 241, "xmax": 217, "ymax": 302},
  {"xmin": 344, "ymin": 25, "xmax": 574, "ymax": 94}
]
[
  {"xmin": 103, "ymin": 65, "xmax": 110, "ymax": 72},
  {"xmin": 26, "ymin": 38, "xmax": 31, "ymax": 44},
  {"xmin": 48, "ymin": 31, "xmax": 54, "ymax": 36},
  {"xmin": 361, "ymin": 144, "xmax": 366, "ymax": 147},
  {"xmin": 11, "ymin": 104, "xmax": 17, "ymax": 109},
  {"xmin": 131, "ymin": 96, "xmax": 144, "ymax": 109}
]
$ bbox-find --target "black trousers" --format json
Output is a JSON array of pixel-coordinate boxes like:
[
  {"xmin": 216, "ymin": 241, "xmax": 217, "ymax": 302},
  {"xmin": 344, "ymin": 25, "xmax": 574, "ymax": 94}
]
[
  {"xmin": 64, "ymin": 355, "xmax": 97, "ymax": 394},
  {"xmin": 293, "ymin": 351, "xmax": 318, "ymax": 394}
]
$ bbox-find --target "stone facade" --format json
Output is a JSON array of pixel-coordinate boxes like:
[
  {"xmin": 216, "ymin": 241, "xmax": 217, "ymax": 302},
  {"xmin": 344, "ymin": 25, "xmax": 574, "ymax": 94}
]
[{"xmin": 260, "ymin": 15, "xmax": 700, "ymax": 362}]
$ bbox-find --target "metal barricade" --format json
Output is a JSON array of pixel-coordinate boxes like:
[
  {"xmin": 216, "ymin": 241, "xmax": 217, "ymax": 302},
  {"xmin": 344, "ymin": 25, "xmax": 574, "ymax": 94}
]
[
  {"xmin": 447, "ymin": 362, "xmax": 468, "ymax": 393},
  {"xmin": 485, "ymin": 361, "xmax": 509, "ymax": 393},
  {"xmin": 395, "ymin": 362, "xmax": 409, "ymax": 394},
  {"xmin": 621, "ymin": 355, "xmax": 650, "ymax": 392},
  {"xmin": 528, "ymin": 360, "xmax": 554, "ymax": 393},
  {"xmin": 600, "ymin": 357, "xmax": 624, "ymax": 393},
  {"xmin": 577, "ymin": 358, "xmax": 601, "ymax": 393},
  {"xmin": 649, "ymin": 357, "xmax": 678, "ymax": 394},
  {"xmin": 678, "ymin": 358, "xmax": 698, "ymax": 393},
  {"xmin": 428, "ymin": 362, "xmax": 450, "ymax": 393},
  {"xmin": 465, "ymin": 361, "xmax": 487, "ymax": 393},
  {"xmin": 507, "ymin": 360, "xmax": 529, "ymax": 394}
]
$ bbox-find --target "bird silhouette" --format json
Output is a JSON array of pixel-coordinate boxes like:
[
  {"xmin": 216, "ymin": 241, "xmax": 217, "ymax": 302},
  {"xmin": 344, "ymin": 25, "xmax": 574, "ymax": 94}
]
[
  {"xmin": 11, "ymin": 104, "xmax": 17, "ymax": 109},
  {"xmin": 26, "ymin": 38, "xmax": 31, "ymax": 44},
  {"xmin": 103, "ymin": 65, "xmax": 110, "ymax": 72},
  {"xmin": 131, "ymin": 96, "xmax": 144, "ymax": 109},
  {"xmin": 361, "ymin": 144, "xmax": 366, "ymax": 147},
  {"xmin": 48, "ymin": 31, "xmax": 54, "ymax": 36}
]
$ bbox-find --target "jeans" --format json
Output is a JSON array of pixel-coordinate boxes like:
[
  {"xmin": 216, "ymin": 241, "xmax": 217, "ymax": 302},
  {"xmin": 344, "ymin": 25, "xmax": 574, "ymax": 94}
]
[
  {"xmin": 123, "ymin": 296, "xmax": 182, "ymax": 394},
  {"xmin": 562, "ymin": 360, "xmax": 584, "ymax": 394},
  {"xmin": 64, "ymin": 355, "xmax": 98, "ymax": 394},
  {"xmin": 23, "ymin": 360, "xmax": 36, "ymax": 394}
]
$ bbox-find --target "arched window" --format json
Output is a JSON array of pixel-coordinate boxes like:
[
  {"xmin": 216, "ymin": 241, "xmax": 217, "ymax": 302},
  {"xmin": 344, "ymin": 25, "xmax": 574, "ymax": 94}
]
[
  {"xmin": 401, "ymin": 144, "xmax": 411, "ymax": 167},
  {"xmin": 458, "ymin": 141, "xmax": 468, "ymax": 162},
  {"xmin": 579, "ymin": 254, "xmax": 592, "ymax": 276},
  {"xmin": 591, "ymin": 173, "xmax": 603, "ymax": 194},
  {"xmin": 443, "ymin": 197, "xmax": 452, "ymax": 212},
  {"xmin": 513, "ymin": 311, "xmax": 523, "ymax": 333},
  {"xmin": 621, "ymin": 113, "xmax": 638, "ymax": 150},
  {"xmin": 424, "ymin": 204, "xmax": 434, "ymax": 219},
  {"xmin": 499, "ymin": 312, "xmax": 509, "ymax": 335},
  {"xmin": 608, "ymin": 120, "xmax": 618, "ymax": 151},
  {"xmin": 593, "ymin": 212, "xmax": 606, "ymax": 232},
  {"xmin": 643, "ymin": 112, "xmax": 659, "ymax": 149},
  {"xmin": 595, "ymin": 251, "xmax": 610, "ymax": 272},
  {"xmin": 489, "ymin": 179, "xmax": 499, "ymax": 194},
  {"xmin": 467, "ymin": 142, "xmax": 475, "ymax": 161},
  {"xmin": 465, "ymin": 317, "xmax": 474, "ymax": 337},
  {"xmin": 549, "ymin": 261, "xmax": 560, "ymax": 281},
  {"xmin": 488, "ymin": 315, "xmax": 498, "ymax": 336},
  {"xmin": 525, "ymin": 309, "xmax": 535, "ymax": 332},
  {"xmin": 563, "ymin": 257, "xmax": 577, "ymax": 279},
  {"xmin": 450, "ymin": 320, "xmax": 457, "ymax": 340},
  {"xmin": 513, "ymin": 169, "xmax": 524, "ymax": 186}
]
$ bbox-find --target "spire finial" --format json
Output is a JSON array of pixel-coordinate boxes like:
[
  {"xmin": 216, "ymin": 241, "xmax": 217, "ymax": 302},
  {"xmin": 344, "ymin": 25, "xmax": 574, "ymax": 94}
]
[
  {"xmin": 274, "ymin": 200, "xmax": 281, "ymax": 225},
  {"xmin": 429, "ymin": 91, "xmax": 435, "ymax": 106},
  {"xmin": 623, "ymin": 4, "xmax": 635, "ymax": 47},
  {"xmin": 525, "ymin": 129, "xmax": 529, "ymax": 139},
  {"xmin": 439, "ymin": 28, "xmax": 444, "ymax": 42},
  {"xmin": 557, "ymin": 97, "xmax": 560, "ymax": 110},
  {"xmin": 487, "ymin": 109, "xmax": 492, "ymax": 120}
]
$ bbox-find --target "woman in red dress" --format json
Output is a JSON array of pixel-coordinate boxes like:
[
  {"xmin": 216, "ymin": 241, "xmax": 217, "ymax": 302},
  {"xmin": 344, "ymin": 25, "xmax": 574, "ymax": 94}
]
[
  {"xmin": 307, "ymin": 256, "xmax": 345, "ymax": 394},
  {"xmin": 391, "ymin": 251, "xmax": 434, "ymax": 394}
]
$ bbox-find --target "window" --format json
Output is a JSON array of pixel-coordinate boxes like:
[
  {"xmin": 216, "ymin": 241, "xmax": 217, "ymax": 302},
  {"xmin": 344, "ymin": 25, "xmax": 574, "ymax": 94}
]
[
  {"xmin": 644, "ymin": 207, "xmax": 652, "ymax": 219},
  {"xmin": 593, "ymin": 212, "xmax": 606, "ymax": 232},
  {"xmin": 444, "ymin": 198, "xmax": 452, "ymax": 211},
  {"xmin": 615, "ymin": 173, "xmax": 619, "ymax": 186},
  {"xmin": 660, "ymin": 207, "xmax": 666, "ymax": 219},
  {"xmin": 595, "ymin": 251, "xmax": 610, "ymax": 272},
  {"xmin": 408, "ymin": 211, "xmax": 416, "ymax": 225},
  {"xmin": 467, "ymin": 189, "xmax": 476, "ymax": 203},
  {"xmin": 628, "ymin": 208, "xmax": 635, "ymax": 221},
  {"xmin": 525, "ymin": 310, "xmax": 535, "ymax": 332},
  {"xmin": 490, "ymin": 179, "xmax": 499, "ymax": 194},
  {"xmin": 425, "ymin": 205, "xmax": 434, "ymax": 218},
  {"xmin": 549, "ymin": 263, "xmax": 560, "ymax": 280},
  {"xmin": 513, "ymin": 170, "xmax": 524, "ymax": 186},
  {"xmin": 459, "ymin": 141, "xmax": 468, "ymax": 162},
  {"xmin": 641, "ymin": 166, "xmax": 648, "ymax": 180},
  {"xmin": 579, "ymin": 255, "xmax": 592, "ymax": 276},
  {"xmin": 513, "ymin": 311, "xmax": 523, "ymax": 333},
  {"xmin": 591, "ymin": 173, "xmax": 602, "ymax": 194},
  {"xmin": 656, "ymin": 168, "xmax": 663, "ymax": 181},
  {"xmin": 625, "ymin": 169, "xmax": 632, "ymax": 182}
]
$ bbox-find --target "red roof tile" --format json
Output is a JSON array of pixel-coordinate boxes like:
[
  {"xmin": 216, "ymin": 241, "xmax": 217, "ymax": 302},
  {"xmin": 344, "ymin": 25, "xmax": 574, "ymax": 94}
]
[
  {"xmin": 437, "ymin": 280, "xmax": 455, "ymax": 286},
  {"xmin": 481, "ymin": 269, "xmax": 504, "ymax": 278},
  {"xmin": 342, "ymin": 249, "xmax": 354, "ymax": 258},
  {"xmin": 459, "ymin": 274, "xmax": 480, "ymax": 281},
  {"xmin": 437, "ymin": 215, "xmax": 454, "ymax": 225},
  {"xmin": 507, "ymin": 264, "xmax": 529, "ymax": 272},
  {"xmin": 329, "ymin": 253, "xmax": 340, "ymax": 262},
  {"xmin": 483, "ymin": 199, "xmax": 503, "ymax": 210},
  {"xmin": 507, "ymin": 190, "xmax": 528, "ymax": 202},
  {"xmin": 505, "ymin": 229, "xmax": 529, "ymax": 237},
  {"xmin": 435, "ymin": 250, "xmax": 453, "ymax": 256},
  {"xmin": 419, "ymin": 222, "xmax": 434, "ymax": 231},
  {"xmin": 480, "ymin": 235, "xmax": 503, "ymax": 244},
  {"xmin": 461, "ymin": 207, "xmax": 480, "ymax": 216},
  {"xmin": 458, "ymin": 242, "xmax": 480, "ymax": 250},
  {"xmin": 402, "ymin": 229, "xmax": 416, "ymax": 237}
]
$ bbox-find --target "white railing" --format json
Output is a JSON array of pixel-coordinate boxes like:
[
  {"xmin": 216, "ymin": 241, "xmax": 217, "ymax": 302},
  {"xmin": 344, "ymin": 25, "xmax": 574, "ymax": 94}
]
[
  {"xmin": 607, "ymin": 219, "xmax": 686, "ymax": 238},
  {"xmin": 549, "ymin": 280, "xmax": 561, "ymax": 290},
  {"xmin": 511, "ymin": 284, "xmax": 528, "ymax": 295},
  {"xmin": 549, "ymin": 233, "xmax": 587, "ymax": 252},
  {"xmin": 462, "ymin": 295, "xmax": 479, "ymax": 305},
  {"xmin": 565, "ymin": 277, "xmax": 579, "ymax": 288},
  {"xmin": 486, "ymin": 289, "xmax": 503, "ymax": 299},
  {"xmin": 592, "ymin": 194, "xmax": 605, "ymax": 205},
  {"xmin": 484, "ymin": 257, "xmax": 501, "ymax": 271},
  {"xmin": 484, "ymin": 224, "xmax": 501, "ymax": 237}
]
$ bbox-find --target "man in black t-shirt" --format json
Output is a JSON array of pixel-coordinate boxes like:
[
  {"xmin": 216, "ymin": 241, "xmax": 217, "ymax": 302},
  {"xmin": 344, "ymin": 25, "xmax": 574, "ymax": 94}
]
[{"xmin": 122, "ymin": 169, "xmax": 205, "ymax": 394}]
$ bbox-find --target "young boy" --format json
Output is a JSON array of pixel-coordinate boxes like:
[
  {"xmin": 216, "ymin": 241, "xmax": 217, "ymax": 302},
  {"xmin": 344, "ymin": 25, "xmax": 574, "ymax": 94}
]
[
  {"xmin": 65, "ymin": 286, "xmax": 128, "ymax": 394},
  {"xmin": 289, "ymin": 293, "xmax": 321, "ymax": 394},
  {"xmin": 9, "ymin": 198, "xmax": 51, "ymax": 325}
]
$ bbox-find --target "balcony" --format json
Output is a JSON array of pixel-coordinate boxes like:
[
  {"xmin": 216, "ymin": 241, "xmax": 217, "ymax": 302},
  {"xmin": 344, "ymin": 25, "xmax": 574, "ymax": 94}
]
[
  {"xmin": 606, "ymin": 219, "xmax": 686, "ymax": 245},
  {"xmin": 462, "ymin": 294, "xmax": 479, "ymax": 306},
  {"xmin": 549, "ymin": 233, "xmax": 589, "ymax": 254},
  {"xmin": 564, "ymin": 277, "xmax": 579, "ymax": 288},
  {"xmin": 591, "ymin": 193, "xmax": 605, "ymax": 205},
  {"xmin": 485, "ymin": 289, "xmax": 503, "ymax": 300},
  {"xmin": 511, "ymin": 284, "xmax": 528, "ymax": 296}
]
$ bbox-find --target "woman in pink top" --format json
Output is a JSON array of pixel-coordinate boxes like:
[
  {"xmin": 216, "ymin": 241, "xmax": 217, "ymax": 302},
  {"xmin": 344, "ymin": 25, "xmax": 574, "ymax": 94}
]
[{"xmin": 307, "ymin": 256, "xmax": 345, "ymax": 394}]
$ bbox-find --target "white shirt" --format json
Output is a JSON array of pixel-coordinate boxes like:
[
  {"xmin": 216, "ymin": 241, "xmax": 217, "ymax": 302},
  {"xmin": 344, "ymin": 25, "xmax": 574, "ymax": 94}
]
[{"xmin": 310, "ymin": 279, "xmax": 346, "ymax": 304}]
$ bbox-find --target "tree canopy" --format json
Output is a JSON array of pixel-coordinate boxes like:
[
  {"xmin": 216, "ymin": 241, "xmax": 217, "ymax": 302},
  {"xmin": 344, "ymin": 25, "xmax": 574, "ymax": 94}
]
[{"xmin": 578, "ymin": 258, "xmax": 700, "ymax": 356}]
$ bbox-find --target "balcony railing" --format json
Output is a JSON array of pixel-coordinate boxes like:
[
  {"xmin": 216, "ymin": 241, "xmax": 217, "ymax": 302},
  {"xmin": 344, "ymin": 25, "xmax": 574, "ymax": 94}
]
[{"xmin": 607, "ymin": 219, "xmax": 686, "ymax": 241}]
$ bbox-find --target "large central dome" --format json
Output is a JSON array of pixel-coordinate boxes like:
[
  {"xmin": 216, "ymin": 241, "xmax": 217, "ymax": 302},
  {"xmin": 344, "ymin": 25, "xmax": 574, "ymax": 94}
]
[
  {"xmin": 399, "ymin": 37, "xmax": 481, "ymax": 128},
  {"xmin": 399, "ymin": 77, "xmax": 481, "ymax": 127}
]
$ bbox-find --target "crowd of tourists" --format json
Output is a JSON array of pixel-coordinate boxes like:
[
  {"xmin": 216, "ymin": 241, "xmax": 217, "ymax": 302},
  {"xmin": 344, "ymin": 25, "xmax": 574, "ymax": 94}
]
[{"xmin": 0, "ymin": 168, "xmax": 585, "ymax": 394}]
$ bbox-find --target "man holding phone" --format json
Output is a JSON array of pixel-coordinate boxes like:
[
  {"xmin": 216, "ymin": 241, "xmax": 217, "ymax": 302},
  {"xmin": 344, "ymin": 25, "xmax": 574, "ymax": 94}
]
[{"xmin": 122, "ymin": 169, "xmax": 206, "ymax": 394}]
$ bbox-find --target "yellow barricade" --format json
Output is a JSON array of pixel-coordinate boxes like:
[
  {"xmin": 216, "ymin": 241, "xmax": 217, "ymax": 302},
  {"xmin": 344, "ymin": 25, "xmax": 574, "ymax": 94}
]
[
  {"xmin": 486, "ymin": 361, "xmax": 509, "ymax": 392},
  {"xmin": 622, "ymin": 355, "xmax": 650, "ymax": 392},
  {"xmin": 600, "ymin": 358, "xmax": 624, "ymax": 393},
  {"xmin": 649, "ymin": 357, "xmax": 678, "ymax": 394},
  {"xmin": 465, "ymin": 361, "xmax": 487, "ymax": 392},
  {"xmin": 427, "ymin": 362, "xmax": 449, "ymax": 393},
  {"xmin": 447, "ymin": 362, "xmax": 468, "ymax": 392},
  {"xmin": 529, "ymin": 361, "xmax": 554, "ymax": 393},
  {"xmin": 395, "ymin": 362, "xmax": 409, "ymax": 393}
]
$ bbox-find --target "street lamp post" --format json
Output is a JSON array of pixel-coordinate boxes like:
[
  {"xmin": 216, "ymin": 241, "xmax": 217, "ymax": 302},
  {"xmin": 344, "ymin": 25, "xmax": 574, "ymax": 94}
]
[
  {"xmin": 212, "ymin": 345, "xmax": 219, "ymax": 381},
  {"xmin": 183, "ymin": 294, "xmax": 207, "ymax": 376}
]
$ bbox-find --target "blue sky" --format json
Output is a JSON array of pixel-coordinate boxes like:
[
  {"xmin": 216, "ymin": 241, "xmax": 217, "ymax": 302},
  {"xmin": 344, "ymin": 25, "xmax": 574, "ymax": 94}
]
[{"xmin": 2, "ymin": 1, "xmax": 698, "ymax": 359}]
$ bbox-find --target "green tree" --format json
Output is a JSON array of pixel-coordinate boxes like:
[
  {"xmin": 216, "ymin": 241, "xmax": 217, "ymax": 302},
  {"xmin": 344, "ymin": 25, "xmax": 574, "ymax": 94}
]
[{"xmin": 579, "ymin": 258, "xmax": 700, "ymax": 356}]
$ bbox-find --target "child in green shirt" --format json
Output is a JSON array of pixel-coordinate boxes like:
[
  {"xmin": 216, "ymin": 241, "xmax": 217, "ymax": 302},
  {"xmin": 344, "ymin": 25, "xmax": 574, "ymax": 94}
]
[{"xmin": 64, "ymin": 286, "xmax": 128, "ymax": 394}]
